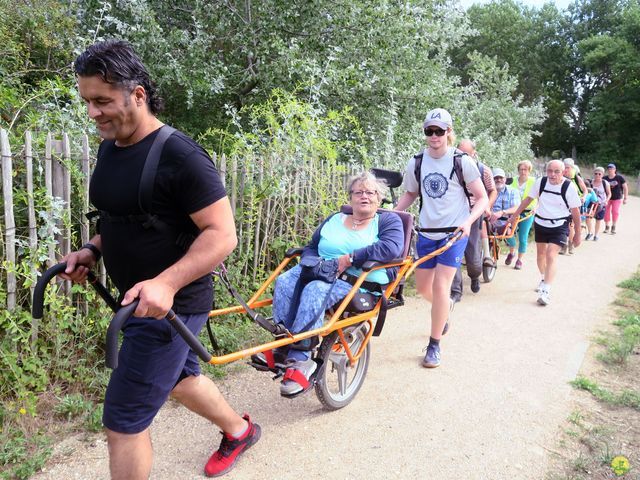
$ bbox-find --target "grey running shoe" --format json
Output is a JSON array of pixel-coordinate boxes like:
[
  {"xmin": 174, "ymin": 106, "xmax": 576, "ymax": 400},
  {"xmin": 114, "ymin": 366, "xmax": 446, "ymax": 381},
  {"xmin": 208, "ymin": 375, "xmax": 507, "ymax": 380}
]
[
  {"xmin": 604, "ymin": 226, "xmax": 610, "ymax": 233},
  {"xmin": 593, "ymin": 235, "xmax": 599, "ymax": 241},
  {"xmin": 280, "ymin": 358, "xmax": 317, "ymax": 397},
  {"xmin": 535, "ymin": 280, "xmax": 545, "ymax": 293},
  {"xmin": 585, "ymin": 233, "xmax": 593, "ymax": 241},
  {"xmin": 537, "ymin": 290, "xmax": 550, "ymax": 306},
  {"xmin": 611, "ymin": 225, "xmax": 616, "ymax": 234},
  {"xmin": 568, "ymin": 243, "xmax": 574, "ymax": 254},
  {"xmin": 559, "ymin": 244, "xmax": 568, "ymax": 255},
  {"xmin": 422, "ymin": 343, "xmax": 441, "ymax": 368}
]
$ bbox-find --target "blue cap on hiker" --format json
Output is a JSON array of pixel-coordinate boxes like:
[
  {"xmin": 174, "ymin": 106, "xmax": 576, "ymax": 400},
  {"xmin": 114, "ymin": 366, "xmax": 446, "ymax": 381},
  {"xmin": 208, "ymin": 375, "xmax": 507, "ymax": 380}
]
[
  {"xmin": 607, "ymin": 163, "xmax": 616, "ymax": 169},
  {"xmin": 423, "ymin": 108, "xmax": 452, "ymax": 130}
]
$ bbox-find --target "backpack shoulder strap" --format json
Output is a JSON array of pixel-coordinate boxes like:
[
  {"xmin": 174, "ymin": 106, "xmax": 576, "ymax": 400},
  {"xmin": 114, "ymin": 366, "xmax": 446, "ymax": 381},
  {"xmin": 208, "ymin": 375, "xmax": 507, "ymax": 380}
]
[
  {"xmin": 450, "ymin": 149, "xmax": 471, "ymax": 206},
  {"xmin": 540, "ymin": 176, "xmax": 548, "ymax": 193},
  {"xmin": 413, "ymin": 152, "xmax": 423, "ymax": 184},
  {"xmin": 413, "ymin": 152, "xmax": 424, "ymax": 212},
  {"xmin": 138, "ymin": 125, "xmax": 177, "ymax": 214},
  {"xmin": 560, "ymin": 178, "xmax": 571, "ymax": 210}
]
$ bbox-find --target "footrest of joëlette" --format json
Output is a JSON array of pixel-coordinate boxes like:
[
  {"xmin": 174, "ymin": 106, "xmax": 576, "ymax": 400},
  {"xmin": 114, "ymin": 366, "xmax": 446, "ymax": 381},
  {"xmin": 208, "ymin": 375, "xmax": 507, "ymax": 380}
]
[{"xmin": 341, "ymin": 292, "xmax": 404, "ymax": 314}]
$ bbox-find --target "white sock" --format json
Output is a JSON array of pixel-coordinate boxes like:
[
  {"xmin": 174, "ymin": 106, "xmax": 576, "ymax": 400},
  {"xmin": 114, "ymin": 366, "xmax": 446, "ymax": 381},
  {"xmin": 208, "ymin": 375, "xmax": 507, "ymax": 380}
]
[{"xmin": 231, "ymin": 419, "xmax": 249, "ymax": 439}]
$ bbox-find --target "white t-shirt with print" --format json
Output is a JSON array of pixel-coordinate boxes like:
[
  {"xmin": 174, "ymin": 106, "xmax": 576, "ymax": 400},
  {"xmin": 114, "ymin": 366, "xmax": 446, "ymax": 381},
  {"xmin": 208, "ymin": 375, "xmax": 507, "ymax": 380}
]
[
  {"xmin": 527, "ymin": 177, "xmax": 581, "ymax": 228},
  {"xmin": 403, "ymin": 147, "xmax": 480, "ymax": 240}
]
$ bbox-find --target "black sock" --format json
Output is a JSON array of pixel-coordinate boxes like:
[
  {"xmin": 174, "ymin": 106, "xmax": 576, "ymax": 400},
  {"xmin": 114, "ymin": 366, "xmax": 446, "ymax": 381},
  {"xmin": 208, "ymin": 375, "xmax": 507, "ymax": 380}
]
[{"xmin": 429, "ymin": 336, "xmax": 440, "ymax": 346}]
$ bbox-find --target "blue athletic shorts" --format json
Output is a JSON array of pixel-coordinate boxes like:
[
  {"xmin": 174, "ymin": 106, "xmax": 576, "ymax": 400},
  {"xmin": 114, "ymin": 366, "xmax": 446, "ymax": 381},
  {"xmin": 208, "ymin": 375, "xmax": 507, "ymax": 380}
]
[
  {"xmin": 102, "ymin": 312, "xmax": 209, "ymax": 434},
  {"xmin": 416, "ymin": 234, "xmax": 469, "ymax": 269}
]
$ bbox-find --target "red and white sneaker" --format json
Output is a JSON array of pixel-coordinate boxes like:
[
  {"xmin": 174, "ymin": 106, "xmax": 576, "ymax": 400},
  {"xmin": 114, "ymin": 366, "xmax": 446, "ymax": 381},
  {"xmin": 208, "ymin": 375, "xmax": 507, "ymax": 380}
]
[{"xmin": 204, "ymin": 414, "xmax": 261, "ymax": 477}]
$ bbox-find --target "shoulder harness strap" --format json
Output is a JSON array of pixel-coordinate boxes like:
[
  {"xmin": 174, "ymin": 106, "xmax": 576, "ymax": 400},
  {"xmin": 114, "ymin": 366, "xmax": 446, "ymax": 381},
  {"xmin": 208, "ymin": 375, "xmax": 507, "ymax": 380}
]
[
  {"xmin": 138, "ymin": 125, "xmax": 177, "ymax": 214},
  {"xmin": 449, "ymin": 149, "xmax": 471, "ymax": 207}
]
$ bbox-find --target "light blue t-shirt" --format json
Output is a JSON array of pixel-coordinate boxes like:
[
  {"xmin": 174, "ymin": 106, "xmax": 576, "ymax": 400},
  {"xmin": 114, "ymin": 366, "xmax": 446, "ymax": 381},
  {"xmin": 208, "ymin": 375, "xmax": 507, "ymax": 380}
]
[{"xmin": 318, "ymin": 213, "xmax": 389, "ymax": 285}]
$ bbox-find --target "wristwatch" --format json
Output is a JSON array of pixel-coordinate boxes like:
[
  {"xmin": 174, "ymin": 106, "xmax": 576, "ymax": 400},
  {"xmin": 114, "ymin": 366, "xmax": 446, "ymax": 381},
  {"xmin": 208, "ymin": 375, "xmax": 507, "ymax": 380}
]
[
  {"xmin": 348, "ymin": 254, "xmax": 354, "ymax": 265},
  {"xmin": 81, "ymin": 243, "xmax": 102, "ymax": 262}
]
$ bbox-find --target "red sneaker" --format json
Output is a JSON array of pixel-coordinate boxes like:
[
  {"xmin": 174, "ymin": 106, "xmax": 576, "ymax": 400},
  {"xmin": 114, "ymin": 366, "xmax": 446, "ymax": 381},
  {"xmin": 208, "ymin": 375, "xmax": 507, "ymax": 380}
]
[{"xmin": 204, "ymin": 414, "xmax": 261, "ymax": 477}]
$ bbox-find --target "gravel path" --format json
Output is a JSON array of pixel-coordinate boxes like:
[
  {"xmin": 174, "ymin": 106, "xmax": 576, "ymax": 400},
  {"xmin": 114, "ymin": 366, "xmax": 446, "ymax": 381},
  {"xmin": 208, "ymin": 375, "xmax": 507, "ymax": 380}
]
[{"xmin": 33, "ymin": 198, "xmax": 640, "ymax": 480}]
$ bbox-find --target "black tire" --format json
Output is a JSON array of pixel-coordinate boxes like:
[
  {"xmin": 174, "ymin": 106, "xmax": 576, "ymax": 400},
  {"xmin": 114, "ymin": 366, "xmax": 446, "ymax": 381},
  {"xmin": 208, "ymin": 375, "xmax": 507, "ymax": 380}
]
[
  {"xmin": 482, "ymin": 256, "xmax": 497, "ymax": 283},
  {"xmin": 314, "ymin": 323, "xmax": 370, "ymax": 411}
]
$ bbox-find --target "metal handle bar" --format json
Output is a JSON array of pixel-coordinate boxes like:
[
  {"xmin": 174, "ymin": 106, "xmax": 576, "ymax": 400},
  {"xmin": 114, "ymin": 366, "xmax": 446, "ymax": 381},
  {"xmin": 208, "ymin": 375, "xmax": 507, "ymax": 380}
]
[
  {"xmin": 32, "ymin": 262, "xmax": 119, "ymax": 319},
  {"xmin": 106, "ymin": 299, "xmax": 212, "ymax": 369}
]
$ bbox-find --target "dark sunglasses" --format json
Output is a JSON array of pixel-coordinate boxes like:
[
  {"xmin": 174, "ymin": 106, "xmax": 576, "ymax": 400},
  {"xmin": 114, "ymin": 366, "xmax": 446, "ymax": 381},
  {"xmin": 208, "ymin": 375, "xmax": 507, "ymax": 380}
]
[{"xmin": 424, "ymin": 128, "xmax": 447, "ymax": 137}]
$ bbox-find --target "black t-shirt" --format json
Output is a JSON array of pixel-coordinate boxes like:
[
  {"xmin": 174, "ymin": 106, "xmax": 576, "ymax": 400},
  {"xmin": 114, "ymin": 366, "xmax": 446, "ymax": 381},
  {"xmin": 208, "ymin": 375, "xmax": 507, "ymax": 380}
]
[
  {"xmin": 89, "ymin": 128, "xmax": 227, "ymax": 313},
  {"xmin": 604, "ymin": 174, "xmax": 625, "ymax": 200}
]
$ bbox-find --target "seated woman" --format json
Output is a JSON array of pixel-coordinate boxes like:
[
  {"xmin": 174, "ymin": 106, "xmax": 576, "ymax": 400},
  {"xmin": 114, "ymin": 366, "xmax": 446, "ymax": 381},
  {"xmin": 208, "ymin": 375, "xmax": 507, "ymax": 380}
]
[{"xmin": 256, "ymin": 171, "xmax": 404, "ymax": 397}]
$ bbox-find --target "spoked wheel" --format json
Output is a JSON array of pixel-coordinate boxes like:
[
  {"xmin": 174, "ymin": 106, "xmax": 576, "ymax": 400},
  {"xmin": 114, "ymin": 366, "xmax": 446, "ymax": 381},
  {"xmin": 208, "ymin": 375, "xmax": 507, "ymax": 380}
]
[
  {"xmin": 482, "ymin": 256, "xmax": 497, "ymax": 283},
  {"xmin": 314, "ymin": 322, "xmax": 371, "ymax": 411}
]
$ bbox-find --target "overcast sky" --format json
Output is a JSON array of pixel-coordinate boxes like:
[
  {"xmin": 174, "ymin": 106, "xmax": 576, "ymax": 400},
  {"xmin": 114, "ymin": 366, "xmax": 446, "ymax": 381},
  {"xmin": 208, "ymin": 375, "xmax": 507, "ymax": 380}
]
[{"xmin": 459, "ymin": 0, "xmax": 573, "ymax": 10}]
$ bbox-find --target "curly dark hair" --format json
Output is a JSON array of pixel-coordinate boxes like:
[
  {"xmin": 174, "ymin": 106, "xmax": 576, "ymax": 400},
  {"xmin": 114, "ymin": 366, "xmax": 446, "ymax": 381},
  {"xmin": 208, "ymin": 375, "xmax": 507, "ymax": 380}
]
[{"xmin": 74, "ymin": 40, "xmax": 164, "ymax": 115}]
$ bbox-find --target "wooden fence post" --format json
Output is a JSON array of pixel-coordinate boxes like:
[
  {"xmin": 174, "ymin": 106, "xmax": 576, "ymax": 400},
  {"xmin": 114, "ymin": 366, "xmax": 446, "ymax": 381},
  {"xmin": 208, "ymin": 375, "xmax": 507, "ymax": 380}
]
[
  {"xmin": 217, "ymin": 152, "xmax": 226, "ymax": 189},
  {"xmin": 81, "ymin": 134, "xmax": 90, "ymax": 245},
  {"xmin": 230, "ymin": 154, "xmax": 237, "ymax": 216},
  {"xmin": 45, "ymin": 133, "xmax": 55, "ymax": 265},
  {"xmin": 25, "ymin": 131, "xmax": 40, "ymax": 347},
  {"xmin": 1, "ymin": 129, "xmax": 17, "ymax": 310}
]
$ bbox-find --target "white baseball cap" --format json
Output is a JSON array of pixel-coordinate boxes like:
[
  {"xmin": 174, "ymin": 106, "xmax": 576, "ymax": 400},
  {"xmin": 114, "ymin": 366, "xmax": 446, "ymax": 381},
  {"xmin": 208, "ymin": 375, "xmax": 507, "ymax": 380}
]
[
  {"xmin": 423, "ymin": 108, "xmax": 453, "ymax": 130},
  {"xmin": 492, "ymin": 167, "xmax": 506, "ymax": 178}
]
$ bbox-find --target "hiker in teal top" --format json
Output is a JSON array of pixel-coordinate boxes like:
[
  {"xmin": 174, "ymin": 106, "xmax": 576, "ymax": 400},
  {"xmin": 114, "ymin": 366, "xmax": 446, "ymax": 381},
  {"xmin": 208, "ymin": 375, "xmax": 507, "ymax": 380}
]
[{"xmin": 514, "ymin": 160, "xmax": 537, "ymax": 270}]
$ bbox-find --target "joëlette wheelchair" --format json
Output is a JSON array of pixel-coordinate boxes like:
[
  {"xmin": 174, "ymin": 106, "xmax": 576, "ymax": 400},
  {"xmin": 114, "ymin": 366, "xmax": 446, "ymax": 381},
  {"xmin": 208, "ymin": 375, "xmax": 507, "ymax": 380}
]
[
  {"xmin": 481, "ymin": 211, "xmax": 534, "ymax": 283},
  {"xmin": 32, "ymin": 170, "xmax": 461, "ymax": 411}
]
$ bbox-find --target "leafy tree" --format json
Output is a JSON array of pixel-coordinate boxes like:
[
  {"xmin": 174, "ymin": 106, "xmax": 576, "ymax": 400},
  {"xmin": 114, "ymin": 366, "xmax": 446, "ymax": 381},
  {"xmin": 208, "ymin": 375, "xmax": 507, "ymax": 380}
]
[{"xmin": 579, "ymin": 0, "xmax": 640, "ymax": 171}]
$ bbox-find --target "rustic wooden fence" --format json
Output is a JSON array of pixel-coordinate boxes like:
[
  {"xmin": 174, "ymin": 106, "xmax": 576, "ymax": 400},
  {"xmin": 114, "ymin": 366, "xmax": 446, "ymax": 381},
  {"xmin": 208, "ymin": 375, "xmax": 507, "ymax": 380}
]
[
  {"xmin": 0, "ymin": 129, "xmax": 96, "ymax": 312},
  {"xmin": 0, "ymin": 128, "xmax": 357, "ymax": 313}
]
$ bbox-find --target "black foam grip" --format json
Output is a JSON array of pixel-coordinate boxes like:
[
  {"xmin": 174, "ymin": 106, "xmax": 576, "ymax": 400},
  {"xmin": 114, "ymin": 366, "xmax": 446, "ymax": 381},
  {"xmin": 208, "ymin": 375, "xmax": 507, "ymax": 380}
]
[
  {"xmin": 32, "ymin": 263, "xmax": 68, "ymax": 319},
  {"xmin": 105, "ymin": 302, "xmax": 138, "ymax": 369},
  {"xmin": 166, "ymin": 310, "xmax": 212, "ymax": 363}
]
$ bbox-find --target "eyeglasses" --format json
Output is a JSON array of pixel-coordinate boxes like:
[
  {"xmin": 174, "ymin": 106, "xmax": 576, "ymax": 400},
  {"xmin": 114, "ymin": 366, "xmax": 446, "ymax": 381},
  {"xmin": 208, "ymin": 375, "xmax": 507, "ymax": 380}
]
[
  {"xmin": 351, "ymin": 190, "xmax": 377, "ymax": 197},
  {"xmin": 594, "ymin": 173, "xmax": 602, "ymax": 176},
  {"xmin": 424, "ymin": 128, "xmax": 447, "ymax": 137},
  {"xmin": 546, "ymin": 169, "xmax": 563, "ymax": 174}
]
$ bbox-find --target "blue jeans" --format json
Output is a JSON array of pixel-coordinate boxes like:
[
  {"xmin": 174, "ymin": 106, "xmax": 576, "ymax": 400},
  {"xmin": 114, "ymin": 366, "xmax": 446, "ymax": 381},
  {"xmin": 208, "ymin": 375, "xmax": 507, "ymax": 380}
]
[{"xmin": 273, "ymin": 265, "xmax": 352, "ymax": 361}]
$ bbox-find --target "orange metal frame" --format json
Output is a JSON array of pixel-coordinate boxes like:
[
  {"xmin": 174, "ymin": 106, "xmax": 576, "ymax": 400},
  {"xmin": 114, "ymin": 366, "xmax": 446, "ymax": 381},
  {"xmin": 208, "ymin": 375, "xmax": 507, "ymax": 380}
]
[
  {"xmin": 486, "ymin": 211, "xmax": 534, "ymax": 261},
  {"xmin": 204, "ymin": 233, "xmax": 462, "ymax": 367}
]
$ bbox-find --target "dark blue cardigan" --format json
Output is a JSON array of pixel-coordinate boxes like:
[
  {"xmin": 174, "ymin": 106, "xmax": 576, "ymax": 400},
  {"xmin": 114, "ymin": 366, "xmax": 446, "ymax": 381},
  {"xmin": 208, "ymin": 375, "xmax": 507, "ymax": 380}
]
[{"xmin": 301, "ymin": 211, "xmax": 405, "ymax": 282}]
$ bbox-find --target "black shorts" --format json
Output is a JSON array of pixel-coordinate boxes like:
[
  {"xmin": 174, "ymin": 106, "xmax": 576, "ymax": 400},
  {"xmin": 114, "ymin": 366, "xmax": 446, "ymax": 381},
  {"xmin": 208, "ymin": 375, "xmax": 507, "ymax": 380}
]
[
  {"xmin": 102, "ymin": 312, "xmax": 209, "ymax": 434},
  {"xmin": 595, "ymin": 205, "xmax": 605, "ymax": 220},
  {"xmin": 534, "ymin": 222, "xmax": 568, "ymax": 247}
]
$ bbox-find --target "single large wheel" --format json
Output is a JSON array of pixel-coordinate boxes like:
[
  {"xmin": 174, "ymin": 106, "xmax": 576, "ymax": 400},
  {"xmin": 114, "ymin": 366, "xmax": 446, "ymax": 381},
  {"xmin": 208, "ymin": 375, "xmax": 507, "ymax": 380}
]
[
  {"xmin": 482, "ymin": 256, "xmax": 497, "ymax": 283},
  {"xmin": 314, "ymin": 323, "xmax": 371, "ymax": 410}
]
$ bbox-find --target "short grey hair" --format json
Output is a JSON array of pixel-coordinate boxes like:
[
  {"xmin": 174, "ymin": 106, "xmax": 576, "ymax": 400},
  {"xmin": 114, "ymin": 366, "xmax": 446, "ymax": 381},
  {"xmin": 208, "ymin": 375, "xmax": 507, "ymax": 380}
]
[
  {"xmin": 594, "ymin": 166, "xmax": 605, "ymax": 174},
  {"xmin": 347, "ymin": 171, "xmax": 388, "ymax": 201},
  {"xmin": 457, "ymin": 138, "xmax": 476, "ymax": 150},
  {"xmin": 546, "ymin": 159, "xmax": 564, "ymax": 170}
]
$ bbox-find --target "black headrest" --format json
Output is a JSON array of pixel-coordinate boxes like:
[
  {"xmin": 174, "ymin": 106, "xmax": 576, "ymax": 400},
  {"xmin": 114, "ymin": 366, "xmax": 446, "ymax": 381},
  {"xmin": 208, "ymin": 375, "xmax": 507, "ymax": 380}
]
[{"xmin": 371, "ymin": 168, "xmax": 403, "ymax": 189}]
